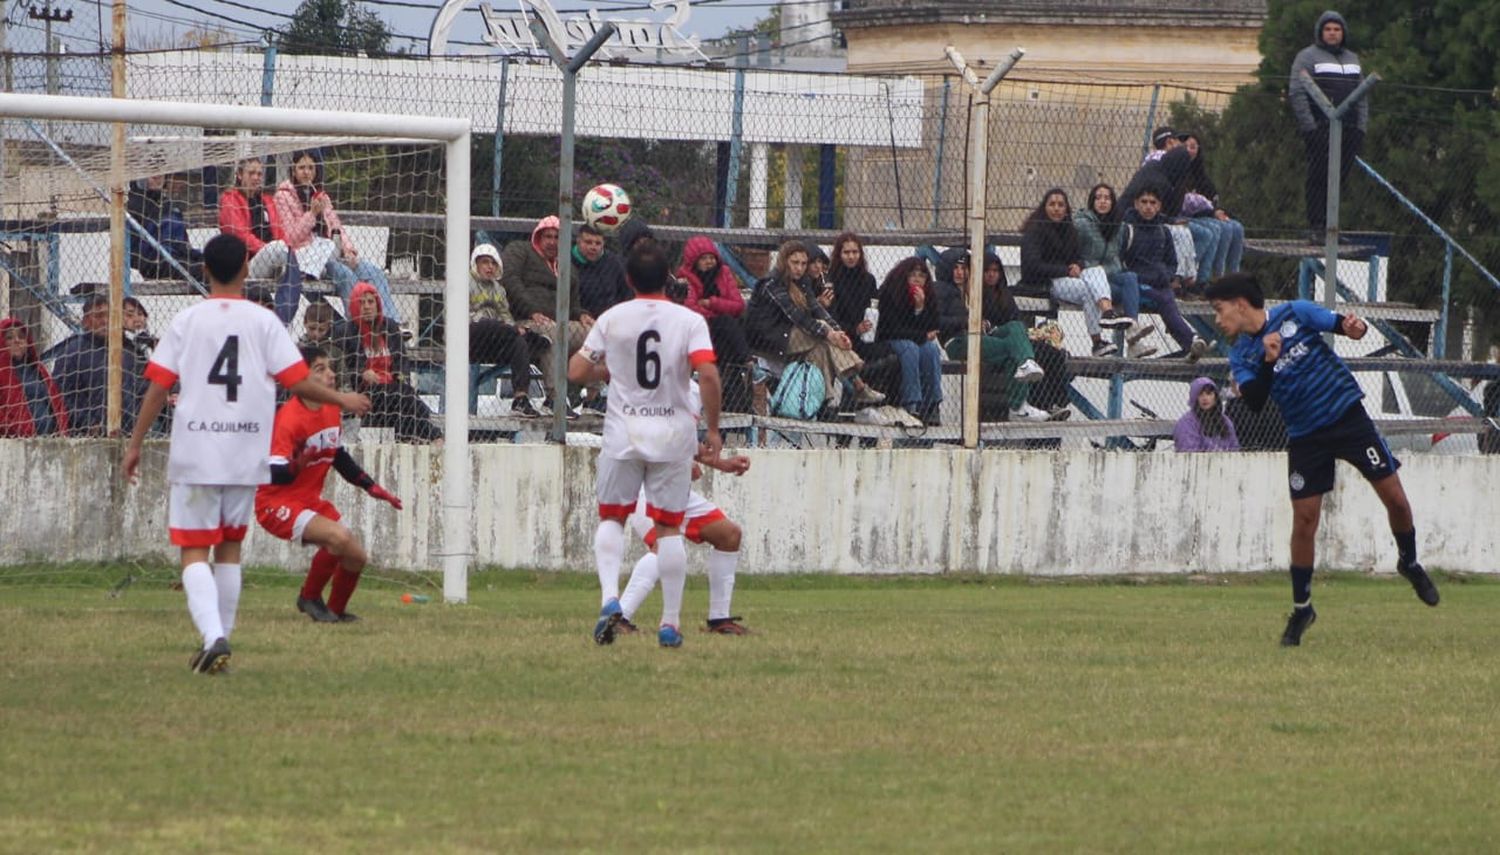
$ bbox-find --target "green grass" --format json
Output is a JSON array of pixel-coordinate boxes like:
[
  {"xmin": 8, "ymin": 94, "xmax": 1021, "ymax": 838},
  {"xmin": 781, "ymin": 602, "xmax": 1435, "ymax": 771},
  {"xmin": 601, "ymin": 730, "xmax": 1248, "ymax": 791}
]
[{"xmin": 3, "ymin": 569, "xmax": 1499, "ymax": 853}]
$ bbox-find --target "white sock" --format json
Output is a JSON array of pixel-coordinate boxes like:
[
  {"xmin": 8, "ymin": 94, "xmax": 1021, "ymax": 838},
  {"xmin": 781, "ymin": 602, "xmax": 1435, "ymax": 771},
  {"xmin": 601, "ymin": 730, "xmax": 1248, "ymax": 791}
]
[
  {"xmin": 181, "ymin": 562, "xmax": 224, "ymax": 649},
  {"xmin": 620, "ymin": 553, "xmax": 659, "ymax": 620},
  {"xmin": 212, "ymin": 563, "xmax": 242, "ymax": 639},
  {"xmin": 706, "ymin": 549, "xmax": 739, "ymax": 621},
  {"xmin": 594, "ymin": 520, "xmax": 626, "ymax": 605},
  {"xmin": 656, "ymin": 535, "xmax": 687, "ymax": 629}
]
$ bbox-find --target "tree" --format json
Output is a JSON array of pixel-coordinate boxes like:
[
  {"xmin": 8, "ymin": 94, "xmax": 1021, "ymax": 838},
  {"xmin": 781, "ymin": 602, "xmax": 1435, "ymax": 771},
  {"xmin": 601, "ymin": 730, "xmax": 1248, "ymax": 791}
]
[
  {"xmin": 281, "ymin": 0, "xmax": 393, "ymax": 57},
  {"xmin": 1186, "ymin": 0, "xmax": 1500, "ymax": 346}
]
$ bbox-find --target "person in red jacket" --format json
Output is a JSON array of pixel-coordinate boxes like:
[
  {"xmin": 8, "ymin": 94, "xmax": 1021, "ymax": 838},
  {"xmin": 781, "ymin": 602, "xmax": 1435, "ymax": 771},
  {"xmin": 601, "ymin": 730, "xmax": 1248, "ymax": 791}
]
[
  {"xmin": 218, "ymin": 158, "xmax": 285, "ymax": 259},
  {"xmin": 676, "ymin": 235, "xmax": 753, "ymax": 411},
  {"xmin": 0, "ymin": 317, "xmax": 68, "ymax": 437}
]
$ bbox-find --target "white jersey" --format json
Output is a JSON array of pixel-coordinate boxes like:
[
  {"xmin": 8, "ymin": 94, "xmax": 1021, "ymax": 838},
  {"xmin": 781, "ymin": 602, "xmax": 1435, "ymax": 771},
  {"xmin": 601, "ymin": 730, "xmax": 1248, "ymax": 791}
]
[
  {"xmin": 582, "ymin": 295, "xmax": 715, "ymax": 463},
  {"xmin": 145, "ymin": 297, "xmax": 308, "ymax": 486}
]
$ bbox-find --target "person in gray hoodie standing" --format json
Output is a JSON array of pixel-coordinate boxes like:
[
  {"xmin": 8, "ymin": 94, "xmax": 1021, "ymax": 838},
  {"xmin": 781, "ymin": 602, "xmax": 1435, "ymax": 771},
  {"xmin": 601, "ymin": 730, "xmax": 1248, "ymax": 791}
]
[{"xmin": 1290, "ymin": 10, "xmax": 1369, "ymax": 243}]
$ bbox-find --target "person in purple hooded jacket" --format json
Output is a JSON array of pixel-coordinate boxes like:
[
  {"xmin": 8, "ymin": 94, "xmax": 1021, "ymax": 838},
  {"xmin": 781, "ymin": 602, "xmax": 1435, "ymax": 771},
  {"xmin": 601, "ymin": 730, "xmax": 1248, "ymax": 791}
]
[{"xmin": 1173, "ymin": 377, "xmax": 1240, "ymax": 452}]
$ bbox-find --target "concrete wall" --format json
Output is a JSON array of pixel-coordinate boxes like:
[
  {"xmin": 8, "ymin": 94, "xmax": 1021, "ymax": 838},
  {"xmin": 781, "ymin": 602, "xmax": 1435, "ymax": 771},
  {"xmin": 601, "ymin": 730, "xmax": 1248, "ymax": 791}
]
[{"xmin": 3, "ymin": 439, "xmax": 1497, "ymax": 575}]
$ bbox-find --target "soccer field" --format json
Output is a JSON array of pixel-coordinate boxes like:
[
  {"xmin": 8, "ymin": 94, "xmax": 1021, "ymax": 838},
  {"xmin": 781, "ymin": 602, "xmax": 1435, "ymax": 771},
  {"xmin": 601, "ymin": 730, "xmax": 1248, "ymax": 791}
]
[{"xmin": 3, "ymin": 569, "xmax": 1498, "ymax": 852}]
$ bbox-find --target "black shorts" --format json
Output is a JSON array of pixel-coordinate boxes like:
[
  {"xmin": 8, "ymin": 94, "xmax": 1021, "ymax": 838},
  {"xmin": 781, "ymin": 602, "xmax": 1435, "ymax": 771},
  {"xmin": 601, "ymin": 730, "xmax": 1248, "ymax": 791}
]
[{"xmin": 1286, "ymin": 404, "xmax": 1400, "ymax": 499}]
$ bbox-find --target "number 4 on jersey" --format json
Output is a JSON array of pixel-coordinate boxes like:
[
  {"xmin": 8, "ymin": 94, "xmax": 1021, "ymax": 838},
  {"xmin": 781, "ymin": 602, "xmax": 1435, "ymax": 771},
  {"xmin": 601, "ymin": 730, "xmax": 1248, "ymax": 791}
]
[{"xmin": 208, "ymin": 335, "xmax": 243, "ymax": 402}]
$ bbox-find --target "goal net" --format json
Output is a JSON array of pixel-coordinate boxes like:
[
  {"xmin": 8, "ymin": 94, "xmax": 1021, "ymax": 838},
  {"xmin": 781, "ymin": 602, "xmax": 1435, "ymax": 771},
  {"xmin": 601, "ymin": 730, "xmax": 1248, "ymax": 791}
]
[{"xmin": 0, "ymin": 94, "xmax": 473, "ymax": 601}]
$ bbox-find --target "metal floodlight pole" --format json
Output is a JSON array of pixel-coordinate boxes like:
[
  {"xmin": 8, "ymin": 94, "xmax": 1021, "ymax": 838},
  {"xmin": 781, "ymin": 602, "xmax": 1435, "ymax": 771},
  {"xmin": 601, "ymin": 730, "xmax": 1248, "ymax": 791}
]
[
  {"xmin": 947, "ymin": 46, "xmax": 1024, "ymax": 450},
  {"xmin": 530, "ymin": 18, "xmax": 616, "ymax": 444},
  {"xmin": 1300, "ymin": 70, "xmax": 1379, "ymax": 323}
]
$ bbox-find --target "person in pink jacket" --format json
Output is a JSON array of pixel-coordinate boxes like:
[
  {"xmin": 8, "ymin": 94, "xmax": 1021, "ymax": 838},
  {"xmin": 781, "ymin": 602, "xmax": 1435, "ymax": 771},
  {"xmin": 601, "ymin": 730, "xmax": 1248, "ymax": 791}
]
[{"xmin": 275, "ymin": 150, "xmax": 400, "ymax": 322}]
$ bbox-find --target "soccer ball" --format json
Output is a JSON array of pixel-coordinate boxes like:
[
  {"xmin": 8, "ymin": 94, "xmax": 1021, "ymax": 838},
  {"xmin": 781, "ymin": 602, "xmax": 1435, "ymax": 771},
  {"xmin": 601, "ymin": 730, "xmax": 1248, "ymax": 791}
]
[{"xmin": 581, "ymin": 183, "xmax": 632, "ymax": 233}]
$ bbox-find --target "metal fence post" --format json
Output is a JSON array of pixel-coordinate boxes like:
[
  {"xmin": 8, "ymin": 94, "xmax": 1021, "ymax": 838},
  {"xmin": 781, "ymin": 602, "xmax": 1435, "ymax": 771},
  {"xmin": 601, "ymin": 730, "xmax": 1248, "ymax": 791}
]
[
  {"xmin": 1141, "ymin": 83, "xmax": 1161, "ymax": 160},
  {"xmin": 1437, "ymin": 242, "xmax": 1453, "ymax": 359},
  {"xmin": 721, "ymin": 38, "xmax": 747, "ymax": 229},
  {"xmin": 946, "ymin": 46, "xmax": 1024, "ymax": 450},
  {"xmin": 1299, "ymin": 70, "xmax": 1379, "ymax": 326},
  {"xmin": 492, "ymin": 56, "xmax": 508, "ymax": 219},
  {"xmin": 531, "ymin": 19, "xmax": 616, "ymax": 444},
  {"xmin": 932, "ymin": 77, "xmax": 950, "ymax": 230}
]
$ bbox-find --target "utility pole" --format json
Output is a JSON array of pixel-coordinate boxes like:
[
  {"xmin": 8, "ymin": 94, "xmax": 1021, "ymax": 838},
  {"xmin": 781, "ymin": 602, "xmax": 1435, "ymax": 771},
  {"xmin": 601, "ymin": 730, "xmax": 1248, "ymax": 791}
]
[{"xmin": 28, "ymin": 3, "xmax": 72, "ymax": 96}]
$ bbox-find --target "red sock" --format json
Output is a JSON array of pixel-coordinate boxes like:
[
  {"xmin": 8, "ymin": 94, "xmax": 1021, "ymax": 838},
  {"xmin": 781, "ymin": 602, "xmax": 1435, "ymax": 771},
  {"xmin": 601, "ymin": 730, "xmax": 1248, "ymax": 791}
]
[
  {"xmin": 301, "ymin": 549, "xmax": 339, "ymax": 601},
  {"xmin": 327, "ymin": 566, "xmax": 361, "ymax": 615}
]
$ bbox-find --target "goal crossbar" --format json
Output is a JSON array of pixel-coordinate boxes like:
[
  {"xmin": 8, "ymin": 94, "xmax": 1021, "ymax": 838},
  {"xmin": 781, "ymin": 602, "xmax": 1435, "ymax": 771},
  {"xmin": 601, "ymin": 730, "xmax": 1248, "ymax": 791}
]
[{"xmin": 0, "ymin": 92, "xmax": 474, "ymax": 604}]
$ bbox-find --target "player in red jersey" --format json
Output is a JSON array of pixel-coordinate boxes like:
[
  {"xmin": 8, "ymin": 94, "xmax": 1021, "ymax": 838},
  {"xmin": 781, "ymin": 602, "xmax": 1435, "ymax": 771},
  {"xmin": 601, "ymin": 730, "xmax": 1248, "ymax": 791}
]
[
  {"xmin": 124, "ymin": 233, "xmax": 370, "ymax": 675},
  {"xmin": 255, "ymin": 345, "xmax": 403, "ymax": 623}
]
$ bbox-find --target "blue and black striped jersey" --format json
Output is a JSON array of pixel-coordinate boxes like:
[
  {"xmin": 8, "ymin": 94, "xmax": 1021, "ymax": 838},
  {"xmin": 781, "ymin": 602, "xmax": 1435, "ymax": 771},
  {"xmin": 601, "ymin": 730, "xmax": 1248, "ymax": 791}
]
[{"xmin": 1229, "ymin": 301, "xmax": 1363, "ymax": 439}]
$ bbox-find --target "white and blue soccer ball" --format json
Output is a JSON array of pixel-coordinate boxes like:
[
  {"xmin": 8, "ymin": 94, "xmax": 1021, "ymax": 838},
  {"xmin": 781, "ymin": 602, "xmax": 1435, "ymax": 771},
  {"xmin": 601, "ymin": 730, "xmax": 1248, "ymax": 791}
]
[{"xmin": 582, "ymin": 183, "xmax": 632, "ymax": 233}]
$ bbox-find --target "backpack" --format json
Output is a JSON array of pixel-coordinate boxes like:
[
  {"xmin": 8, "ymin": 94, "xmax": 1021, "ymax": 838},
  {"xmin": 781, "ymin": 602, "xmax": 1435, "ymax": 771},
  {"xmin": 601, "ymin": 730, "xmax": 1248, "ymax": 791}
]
[{"xmin": 769, "ymin": 361, "xmax": 825, "ymax": 420}]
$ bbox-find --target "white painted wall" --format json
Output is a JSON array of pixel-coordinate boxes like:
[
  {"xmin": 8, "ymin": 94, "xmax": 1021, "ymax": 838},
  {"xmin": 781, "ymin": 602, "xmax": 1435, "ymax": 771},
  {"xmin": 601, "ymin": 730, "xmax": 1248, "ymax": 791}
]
[{"xmin": 4, "ymin": 441, "xmax": 1496, "ymax": 575}]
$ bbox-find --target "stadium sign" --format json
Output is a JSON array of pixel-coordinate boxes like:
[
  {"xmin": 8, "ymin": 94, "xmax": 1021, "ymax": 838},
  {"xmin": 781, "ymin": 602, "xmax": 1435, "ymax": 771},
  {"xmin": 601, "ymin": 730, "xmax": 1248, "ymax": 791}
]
[{"xmin": 428, "ymin": 0, "xmax": 704, "ymax": 58}]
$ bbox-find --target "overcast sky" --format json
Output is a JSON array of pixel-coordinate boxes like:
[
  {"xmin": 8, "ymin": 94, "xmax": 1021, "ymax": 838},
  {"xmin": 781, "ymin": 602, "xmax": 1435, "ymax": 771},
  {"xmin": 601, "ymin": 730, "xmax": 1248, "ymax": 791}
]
[{"xmin": 4, "ymin": 1, "xmax": 770, "ymax": 53}]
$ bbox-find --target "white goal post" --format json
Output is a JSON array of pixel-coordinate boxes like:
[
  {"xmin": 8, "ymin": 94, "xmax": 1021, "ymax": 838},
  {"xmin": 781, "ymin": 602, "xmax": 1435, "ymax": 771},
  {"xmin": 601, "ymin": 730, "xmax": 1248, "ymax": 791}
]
[{"xmin": 0, "ymin": 92, "xmax": 474, "ymax": 603}]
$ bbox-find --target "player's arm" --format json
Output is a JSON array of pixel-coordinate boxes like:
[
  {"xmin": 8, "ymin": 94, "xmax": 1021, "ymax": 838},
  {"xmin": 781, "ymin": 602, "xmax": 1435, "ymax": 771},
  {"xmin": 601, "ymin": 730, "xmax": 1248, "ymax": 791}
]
[
  {"xmin": 696, "ymin": 451, "xmax": 751, "ymax": 476},
  {"xmin": 287, "ymin": 377, "xmax": 370, "ymax": 417},
  {"xmin": 122, "ymin": 380, "xmax": 171, "ymax": 482},
  {"xmin": 568, "ymin": 349, "xmax": 608, "ymax": 385},
  {"xmin": 695, "ymin": 360, "xmax": 723, "ymax": 459},
  {"xmin": 1299, "ymin": 302, "xmax": 1366, "ymax": 339},
  {"xmin": 1235, "ymin": 341, "xmax": 1279, "ymax": 413},
  {"xmin": 332, "ymin": 448, "xmax": 403, "ymax": 509}
]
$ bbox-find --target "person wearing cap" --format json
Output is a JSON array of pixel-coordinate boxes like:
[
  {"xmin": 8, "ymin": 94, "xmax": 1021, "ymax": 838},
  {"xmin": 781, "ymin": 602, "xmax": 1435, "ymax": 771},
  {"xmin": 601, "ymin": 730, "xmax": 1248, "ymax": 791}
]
[
  {"xmin": 1124, "ymin": 128, "xmax": 1214, "ymax": 288},
  {"xmin": 470, "ymin": 242, "xmax": 550, "ymax": 418},
  {"xmin": 1290, "ymin": 10, "xmax": 1368, "ymax": 244},
  {"xmin": 48, "ymin": 293, "xmax": 141, "ymax": 436}
]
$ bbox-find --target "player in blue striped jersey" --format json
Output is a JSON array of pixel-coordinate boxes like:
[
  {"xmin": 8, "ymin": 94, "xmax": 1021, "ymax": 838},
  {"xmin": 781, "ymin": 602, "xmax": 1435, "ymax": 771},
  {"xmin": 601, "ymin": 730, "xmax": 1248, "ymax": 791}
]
[{"xmin": 1206, "ymin": 274, "xmax": 1439, "ymax": 646}]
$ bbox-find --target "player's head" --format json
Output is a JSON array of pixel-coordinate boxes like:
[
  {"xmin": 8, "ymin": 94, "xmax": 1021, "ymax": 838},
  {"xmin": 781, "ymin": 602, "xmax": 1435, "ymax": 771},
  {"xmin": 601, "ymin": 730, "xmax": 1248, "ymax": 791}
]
[
  {"xmin": 1205, "ymin": 272, "xmax": 1265, "ymax": 335},
  {"xmin": 299, "ymin": 344, "xmax": 336, "ymax": 390},
  {"xmin": 203, "ymin": 233, "xmax": 249, "ymax": 291},
  {"xmin": 626, "ymin": 243, "xmax": 671, "ymax": 295},
  {"xmin": 302, "ymin": 301, "xmax": 335, "ymax": 343}
]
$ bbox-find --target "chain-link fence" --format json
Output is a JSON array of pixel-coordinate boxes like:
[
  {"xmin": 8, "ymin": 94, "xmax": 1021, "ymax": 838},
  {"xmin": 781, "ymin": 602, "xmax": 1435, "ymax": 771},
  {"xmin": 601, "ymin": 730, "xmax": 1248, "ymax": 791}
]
[{"xmin": 2, "ymin": 44, "xmax": 1496, "ymax": 452}]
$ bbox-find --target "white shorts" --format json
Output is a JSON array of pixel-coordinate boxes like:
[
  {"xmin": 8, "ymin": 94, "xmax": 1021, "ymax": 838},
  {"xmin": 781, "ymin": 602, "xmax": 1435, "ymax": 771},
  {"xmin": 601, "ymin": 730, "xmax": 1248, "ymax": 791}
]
[
  {"xmin": 597, "ymin": 455, "xmax": 691, "ymax": 526},
  {"xmin": 169, "ymin": 484, "xmax": 256, "ymax": 547},
  {"xmin": 630, "ymin": 490, "xmax": 726, "ymax": 545}
]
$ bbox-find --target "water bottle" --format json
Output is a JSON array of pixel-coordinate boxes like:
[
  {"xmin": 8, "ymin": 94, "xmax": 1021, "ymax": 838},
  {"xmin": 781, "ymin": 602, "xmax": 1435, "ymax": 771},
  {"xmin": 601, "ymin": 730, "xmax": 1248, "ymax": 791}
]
[
  {"xmin": 400, "ymin": 593, "xmax": 430, "ymax": 604},
  {"xmin": 860, "ymin": 299, "xmax": 879, "ymax": 344}
]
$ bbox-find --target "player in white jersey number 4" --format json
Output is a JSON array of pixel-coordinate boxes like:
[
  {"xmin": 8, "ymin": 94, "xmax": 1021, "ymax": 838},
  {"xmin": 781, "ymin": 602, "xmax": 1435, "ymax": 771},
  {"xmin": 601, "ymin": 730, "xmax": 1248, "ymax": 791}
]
[
  {"xmin": 123, "ymin": 233, "xmax": 371, "ymax": 675},
  {"xmin": 568, "ymin": 243, "xmax": 723, "ymax": 649}
]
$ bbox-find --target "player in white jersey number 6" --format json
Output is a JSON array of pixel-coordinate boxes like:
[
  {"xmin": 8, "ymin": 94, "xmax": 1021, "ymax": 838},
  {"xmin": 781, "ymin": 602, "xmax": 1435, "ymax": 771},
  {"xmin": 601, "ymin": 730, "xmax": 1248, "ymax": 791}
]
[
  {"xmin": 569, "ymin": 242, "xmax": 723, "ymax": 649},
  {"xmin": 123, "ymin": 233, "xmax": 371, "ymax": 676}
]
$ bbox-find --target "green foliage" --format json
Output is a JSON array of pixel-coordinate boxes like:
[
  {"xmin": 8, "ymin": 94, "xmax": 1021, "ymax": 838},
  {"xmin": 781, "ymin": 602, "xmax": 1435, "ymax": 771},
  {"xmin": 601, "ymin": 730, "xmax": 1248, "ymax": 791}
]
[
  {"xmin": 281, "ymin": 0, "xmax": 393, "ymax": 57},
  {"xmin": 1190, "ymin": 0, "xmax": 1500, "ymax": 343}
]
